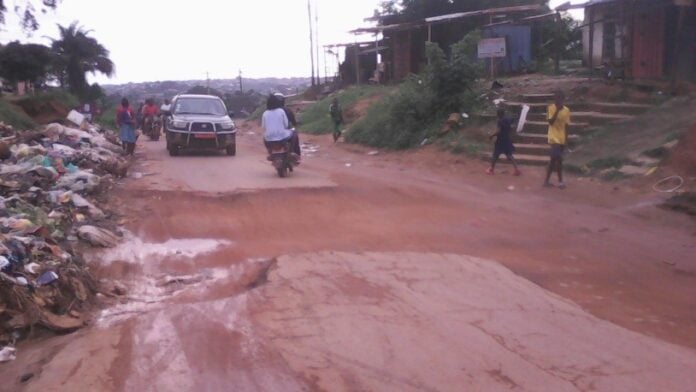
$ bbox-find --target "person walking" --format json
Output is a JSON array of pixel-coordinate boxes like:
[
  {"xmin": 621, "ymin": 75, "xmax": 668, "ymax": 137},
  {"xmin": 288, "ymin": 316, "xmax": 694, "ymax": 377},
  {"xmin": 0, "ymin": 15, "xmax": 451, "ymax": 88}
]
[
  {"xmin": 116, "ymin": 98, "xmax": 137, "ymax": 156},
  {"xmin": 544, "ymin": 91, "xmax": 571, "ymax": 189},
  {"xmin": 487, "ymin": 108, "xmax": 521, "ymax": 176},
  {"xmin": 329, "ymin": 98, "xmax": 343, "ymax": 142}
]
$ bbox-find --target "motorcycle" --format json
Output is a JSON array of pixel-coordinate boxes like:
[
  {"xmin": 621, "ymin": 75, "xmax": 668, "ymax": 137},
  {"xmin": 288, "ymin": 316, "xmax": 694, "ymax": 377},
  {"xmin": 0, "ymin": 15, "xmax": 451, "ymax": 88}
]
[
  {"xmin": 142, "ymin": 114, "xmax": 161, "ymax": 141},
  {"xmin": 267, "ymin": 139, "xmax": 298, "ymax": 178}
]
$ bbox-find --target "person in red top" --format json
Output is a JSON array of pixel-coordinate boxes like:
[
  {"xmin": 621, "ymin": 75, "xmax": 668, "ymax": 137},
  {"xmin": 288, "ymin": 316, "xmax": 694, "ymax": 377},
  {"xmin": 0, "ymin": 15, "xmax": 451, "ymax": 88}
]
[
  {"xmin": 142, "ymin": 98, "xmax": 160, "ymax": 117},
  {"xmin": 141, "ymin": 98, "xmax": 160, "ymax": 137}
]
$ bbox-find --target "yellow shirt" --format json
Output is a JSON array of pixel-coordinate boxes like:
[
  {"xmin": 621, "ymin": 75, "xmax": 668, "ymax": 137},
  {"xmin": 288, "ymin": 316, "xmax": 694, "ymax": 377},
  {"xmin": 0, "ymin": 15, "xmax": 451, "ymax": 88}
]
[{"xmin": 547, "ymin": 105, "xmax": 571, "ymax": 145}]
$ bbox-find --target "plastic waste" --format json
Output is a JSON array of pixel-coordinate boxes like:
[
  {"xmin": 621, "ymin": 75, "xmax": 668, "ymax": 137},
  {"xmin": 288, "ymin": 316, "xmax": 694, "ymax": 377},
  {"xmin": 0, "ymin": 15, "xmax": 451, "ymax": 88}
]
[
  {"xmin": 0, "ymin": 346, "xmax": 16, "ymax": 362},
  {"xmin": 36, "ymin": 271, "xmax": 59, "ymax": 286},
  {"xmin": 24, "ymin": 262, "xmax": 40, "ymax": 274},
  {"xmin": 0, "ymin": 256, "xmax": 9, "ymax": 271}
]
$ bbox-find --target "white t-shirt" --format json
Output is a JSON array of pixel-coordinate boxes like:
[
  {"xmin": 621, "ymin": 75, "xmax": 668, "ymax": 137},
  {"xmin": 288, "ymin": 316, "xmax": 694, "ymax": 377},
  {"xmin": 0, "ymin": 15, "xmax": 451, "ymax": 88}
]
[
  {"xmin": 160, "ymin": 104, "xmax": 171, "ymax": 112},
  {"xmin": 262, "ymin": 109, "xmax": 292, "ymax": 141}
]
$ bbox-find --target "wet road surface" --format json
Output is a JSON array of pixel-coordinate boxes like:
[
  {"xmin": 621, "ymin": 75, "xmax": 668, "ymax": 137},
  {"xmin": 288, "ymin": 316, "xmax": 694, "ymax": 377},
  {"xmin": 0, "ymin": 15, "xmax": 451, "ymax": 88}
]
[{"xmin": 2, "ymin": 124, "xmax": 696, "ymax": 391}]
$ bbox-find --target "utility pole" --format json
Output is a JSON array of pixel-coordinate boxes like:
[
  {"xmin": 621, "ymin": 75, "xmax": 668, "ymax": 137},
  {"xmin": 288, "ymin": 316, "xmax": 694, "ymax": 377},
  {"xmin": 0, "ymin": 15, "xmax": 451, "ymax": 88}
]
[
  {"xmin": 206, "ymin": 71, "xmax": 210, "ymax": 95},
  {"xmin": 315, "ymin": 0, "xmax": 320, "ymax": 86},
  {"xmin": 308, "ymin": 0, "xmax": 316, "ymax": 86},
  {"xmin": 238, "ymin": 69, "xmax": 244, "ymax": 94}
]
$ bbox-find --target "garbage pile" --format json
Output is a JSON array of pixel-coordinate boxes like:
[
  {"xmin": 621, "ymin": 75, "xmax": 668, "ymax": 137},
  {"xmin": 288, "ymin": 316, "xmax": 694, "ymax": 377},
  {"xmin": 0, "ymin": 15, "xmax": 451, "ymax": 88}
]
[{"xmin": 0, "ymin": 120, "xmax": 129, "ymax": 346}]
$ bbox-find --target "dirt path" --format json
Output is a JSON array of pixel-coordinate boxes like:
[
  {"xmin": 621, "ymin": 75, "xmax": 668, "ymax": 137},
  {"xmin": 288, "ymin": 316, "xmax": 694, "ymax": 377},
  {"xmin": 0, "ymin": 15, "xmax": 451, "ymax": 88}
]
[{"xmin": 2, "ymin": 121, "xmax": 695, "ymax": 391}]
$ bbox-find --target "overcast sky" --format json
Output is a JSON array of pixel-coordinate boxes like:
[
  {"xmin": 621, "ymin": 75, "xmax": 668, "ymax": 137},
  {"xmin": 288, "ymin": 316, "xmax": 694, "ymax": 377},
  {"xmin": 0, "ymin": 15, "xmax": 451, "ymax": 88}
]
[{"xmin": 0, "ymin": 0, "xmax": 579, "ymax": 85}]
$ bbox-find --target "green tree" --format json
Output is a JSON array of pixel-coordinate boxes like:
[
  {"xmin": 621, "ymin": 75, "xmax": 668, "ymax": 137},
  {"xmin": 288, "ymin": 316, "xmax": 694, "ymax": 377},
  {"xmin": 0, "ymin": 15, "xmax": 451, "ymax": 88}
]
[
  {"xmin": 538, "ymin": 15, "xmax": 582, "ymax": 72},
  {"xmin": 0, "ymin": 0, "xmax": 59, "ymax": 33},
  {"xmin": 51, "ymin": 22, "xmax": 114, "ymax": 99},
  {"xmin": 0, "ymin": 41, "xmax": 53, "ymax": 88}
]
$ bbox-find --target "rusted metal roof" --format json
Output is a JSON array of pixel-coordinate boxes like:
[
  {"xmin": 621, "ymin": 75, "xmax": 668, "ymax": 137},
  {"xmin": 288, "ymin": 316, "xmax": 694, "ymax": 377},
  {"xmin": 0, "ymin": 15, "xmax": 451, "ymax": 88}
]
[
  {"xmin": 351, "ymin": 4, "xmax": 547, "ymax": 34},
  {"xmin": 424, "ymin": 4, "xmax": 544, "ymax": 24}
]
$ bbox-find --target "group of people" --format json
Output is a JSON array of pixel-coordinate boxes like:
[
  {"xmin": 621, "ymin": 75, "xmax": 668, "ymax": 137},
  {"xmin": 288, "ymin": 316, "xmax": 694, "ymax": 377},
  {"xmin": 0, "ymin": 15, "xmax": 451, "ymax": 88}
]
[
  {"xmin": 116, "ymin": 98, "xmax": 171, "ymax": 156},
  {"xmin": 487, "ymin": 90, "xmax": 570, "ymax": 189}
]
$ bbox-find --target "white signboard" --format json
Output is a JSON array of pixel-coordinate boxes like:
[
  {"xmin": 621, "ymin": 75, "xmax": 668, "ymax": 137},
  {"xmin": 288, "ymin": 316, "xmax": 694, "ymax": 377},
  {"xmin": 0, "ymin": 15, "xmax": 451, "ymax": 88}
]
[{"xmin": 478, "ymin": 38, "xmax": 507, "ymax": 59}]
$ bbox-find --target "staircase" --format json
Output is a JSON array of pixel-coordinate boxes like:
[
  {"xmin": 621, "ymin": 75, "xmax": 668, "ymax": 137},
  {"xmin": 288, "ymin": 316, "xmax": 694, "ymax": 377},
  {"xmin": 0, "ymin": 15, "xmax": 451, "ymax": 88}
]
[{"xmin": 487, "ymin": 93, "xmax": 654, "ymax": 166}]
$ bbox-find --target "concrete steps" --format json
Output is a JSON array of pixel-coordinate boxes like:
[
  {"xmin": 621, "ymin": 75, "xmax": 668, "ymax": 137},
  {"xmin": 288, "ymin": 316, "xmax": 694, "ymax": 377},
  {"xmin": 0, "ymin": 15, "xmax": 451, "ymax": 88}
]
[
  {"xmin": 490, "ymin": 95, "xmax": 654, "ymax": 166},
  {"xmin": 482, "ymin": 153, "xmax": 549, "ymax": 166},
  {"xmin": 514, "ymin": 143, "xmax": 551, "ymax": 155},
  {"xmin": 521, "ymin": 121, "xmax": 591, "ymax": 135},
  {"xmin": 514, "ymin": 132, "xmax": 580, "ymax": 145},
  {"xmin": 526, "ymin": 111, "xmax": 634, "ymax": 125}
]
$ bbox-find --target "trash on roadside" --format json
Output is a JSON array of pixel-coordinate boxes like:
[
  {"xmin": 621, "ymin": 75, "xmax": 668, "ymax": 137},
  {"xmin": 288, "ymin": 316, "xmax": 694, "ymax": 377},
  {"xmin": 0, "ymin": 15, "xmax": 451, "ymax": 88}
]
[
  {"xmin": 367, "ymin": 151, "xmax": 380, "ymax": 156},
  {"xmin": 0, "ymin": 119, "xmax": 126, "ymax": 344},
  {"xmin": 36, "ymin": 271, "xmax": 59, "ymax": 286},
  {"xmin": 345, "ymin": 163, "xmax": 352, "ymax": 168},
  {"xmin": 0, "ymin": 346, "xmax": 17, "ymax": 362}
]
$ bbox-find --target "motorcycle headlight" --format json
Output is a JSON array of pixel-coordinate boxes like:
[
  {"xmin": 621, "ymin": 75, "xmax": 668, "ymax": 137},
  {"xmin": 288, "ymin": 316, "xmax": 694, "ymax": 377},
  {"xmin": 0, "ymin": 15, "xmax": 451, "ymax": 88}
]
[
  {"xmin": 220, "ymin": 120, "xmax": 235, "ymax": 130},
  {"xmin": 171, "ymin": 120, "xmax": 188, "ymax": 129}
]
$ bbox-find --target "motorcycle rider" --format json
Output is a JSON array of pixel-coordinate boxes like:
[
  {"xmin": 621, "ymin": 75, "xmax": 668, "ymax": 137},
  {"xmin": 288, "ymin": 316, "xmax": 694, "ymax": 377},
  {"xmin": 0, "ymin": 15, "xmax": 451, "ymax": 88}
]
[
  {"xmin": 262, "ymin": 94, "xmax": 301, "ymax": 162},
  {"xmin": 141, "ymin": 98, "xmax": 160, "ymax": 136},
  {"xmin": 274, "ymin": 93, "xmax": 298, "ymax": 128}
]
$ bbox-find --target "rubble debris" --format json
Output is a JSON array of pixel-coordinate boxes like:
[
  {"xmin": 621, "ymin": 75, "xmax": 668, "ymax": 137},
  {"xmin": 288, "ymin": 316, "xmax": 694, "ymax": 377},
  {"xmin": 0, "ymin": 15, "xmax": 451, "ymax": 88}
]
[{"xmin": 0, "ymin": 120, "xmax": 131, "ymax": 344}]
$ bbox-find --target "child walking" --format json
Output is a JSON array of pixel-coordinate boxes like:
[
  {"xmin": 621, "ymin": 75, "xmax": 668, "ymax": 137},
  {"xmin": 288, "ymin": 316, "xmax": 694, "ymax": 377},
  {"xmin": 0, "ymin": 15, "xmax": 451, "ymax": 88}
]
[{"xmin": 487, "ymin": 108, "xmax": 521, "ymax": 176}]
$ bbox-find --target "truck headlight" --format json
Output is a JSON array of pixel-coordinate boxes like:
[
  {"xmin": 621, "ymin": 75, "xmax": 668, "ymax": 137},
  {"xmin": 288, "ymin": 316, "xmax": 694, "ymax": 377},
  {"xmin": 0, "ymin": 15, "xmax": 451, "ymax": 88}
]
[
  {"xmin": 220, "ymin": 120, "xmax": 235, "ymax": 130},
  {"xmin": 171, "ymin": 120, "xmax": 188, "ymax": 129}
]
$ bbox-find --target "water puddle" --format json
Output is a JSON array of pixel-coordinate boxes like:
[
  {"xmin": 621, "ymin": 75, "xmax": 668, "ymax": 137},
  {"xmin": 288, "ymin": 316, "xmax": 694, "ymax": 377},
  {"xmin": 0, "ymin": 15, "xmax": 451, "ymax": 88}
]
[
  {"xmin": 96, "ymin": 257, "xmax": 274, "ymax": 328},
  {"xmin": 97, "ymin": 232, "xmax": 233, "ymax": 265}
]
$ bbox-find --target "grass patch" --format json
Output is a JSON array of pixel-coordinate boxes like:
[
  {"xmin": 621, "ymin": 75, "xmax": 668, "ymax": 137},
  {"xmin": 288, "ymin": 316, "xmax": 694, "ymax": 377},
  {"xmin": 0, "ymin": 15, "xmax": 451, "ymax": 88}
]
[
  {"xmin": 587, "ymin": 156, "xmax": 627, "ymax": 170},
  {"xmin": 600, "ymin": 170, "xmax": 630, "ymax": 182},
  {"xmin": 299, "ymin": 85, "xmax": 390, "ymax": 134},
  {"xmin": 16, "ymin": 90, "xmax": 79, "ymax": 110},
  {"xmin": 0, "ymin": 99, "xmax": 36, "ymax": 129},
  {"xmin": 99, "ymin": 105, "xmax": 118, "ymax": 130}
]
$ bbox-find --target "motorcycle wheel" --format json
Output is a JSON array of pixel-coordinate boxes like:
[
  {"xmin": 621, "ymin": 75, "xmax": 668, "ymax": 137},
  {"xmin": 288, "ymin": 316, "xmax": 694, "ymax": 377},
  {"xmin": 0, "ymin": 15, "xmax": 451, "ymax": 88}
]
[{"xmin": 276, "ymin": 166, "xmax": 287, "ymax": 178}]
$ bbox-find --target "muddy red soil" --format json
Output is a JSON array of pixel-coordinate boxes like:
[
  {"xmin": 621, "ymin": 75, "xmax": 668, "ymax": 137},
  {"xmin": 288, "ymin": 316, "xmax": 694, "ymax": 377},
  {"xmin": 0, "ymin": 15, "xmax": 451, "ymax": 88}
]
[{"xmin": 2, "ymin": 121, "xmax": 695, "ymax": 391}]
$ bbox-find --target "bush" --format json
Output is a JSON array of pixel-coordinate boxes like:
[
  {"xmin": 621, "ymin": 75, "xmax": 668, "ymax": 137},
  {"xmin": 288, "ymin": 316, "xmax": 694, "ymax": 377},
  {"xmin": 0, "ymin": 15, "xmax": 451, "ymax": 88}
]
[
  {"xmin": 0, "ymin": 99, "xmax": 37, "ymax": 129},
  {"xmin": 346, "ymin": 31, "xmax": 482, "ymax": 149},
  {"xmin": 17, "ymin": 89, "xmax": 79, "ymax": 110}
]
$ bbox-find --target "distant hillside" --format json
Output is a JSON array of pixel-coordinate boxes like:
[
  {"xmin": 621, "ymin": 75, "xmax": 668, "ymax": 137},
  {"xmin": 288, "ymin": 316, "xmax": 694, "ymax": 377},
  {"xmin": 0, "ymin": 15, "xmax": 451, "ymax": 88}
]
[{"xmin": 103, "ymin": 77, "xmax": 312, "ymax": 103}]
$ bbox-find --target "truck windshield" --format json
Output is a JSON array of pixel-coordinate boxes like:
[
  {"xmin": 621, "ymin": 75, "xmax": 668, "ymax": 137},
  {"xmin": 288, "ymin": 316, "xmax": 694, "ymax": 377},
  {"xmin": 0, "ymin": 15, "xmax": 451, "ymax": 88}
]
[{"xmin": 174, "ymin": 98, "xmax": 226, "ymax": 116}]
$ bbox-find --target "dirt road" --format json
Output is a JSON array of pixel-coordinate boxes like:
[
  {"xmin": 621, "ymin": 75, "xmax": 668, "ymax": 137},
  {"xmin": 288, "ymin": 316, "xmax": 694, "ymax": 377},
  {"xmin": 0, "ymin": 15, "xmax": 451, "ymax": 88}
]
[{"xmin": 2, "ymin": 123, "xmax": 695, "ymax": 391}]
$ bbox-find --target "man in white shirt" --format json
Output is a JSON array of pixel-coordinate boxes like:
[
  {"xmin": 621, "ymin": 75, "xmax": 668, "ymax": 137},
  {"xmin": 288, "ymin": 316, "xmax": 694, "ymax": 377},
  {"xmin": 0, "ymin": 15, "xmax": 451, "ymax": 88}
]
[{"xmin": 262, "ymin": 94, "xmax": 301, "ymax": 160}]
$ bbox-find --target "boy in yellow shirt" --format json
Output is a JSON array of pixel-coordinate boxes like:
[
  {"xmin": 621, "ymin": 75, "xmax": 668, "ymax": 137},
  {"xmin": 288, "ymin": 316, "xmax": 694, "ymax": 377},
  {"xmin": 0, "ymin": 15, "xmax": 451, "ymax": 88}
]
[{"xmin": 544, "ymin": 91, "xmax": 571, "ymax": 189}]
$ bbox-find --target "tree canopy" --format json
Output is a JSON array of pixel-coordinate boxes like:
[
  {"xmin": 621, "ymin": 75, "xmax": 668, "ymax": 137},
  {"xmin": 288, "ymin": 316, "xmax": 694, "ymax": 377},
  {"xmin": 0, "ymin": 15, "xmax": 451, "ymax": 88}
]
[
  {"xmin": 0, "ymin": 41, "xmax": 52, "ymax": 85},
  {"xmin": 0, "ymin": 0, "xmax": 59, "ymax": 33},
  {"xmin": 51, "ymin": 22, "xmax": 115, "ymax": 98}
]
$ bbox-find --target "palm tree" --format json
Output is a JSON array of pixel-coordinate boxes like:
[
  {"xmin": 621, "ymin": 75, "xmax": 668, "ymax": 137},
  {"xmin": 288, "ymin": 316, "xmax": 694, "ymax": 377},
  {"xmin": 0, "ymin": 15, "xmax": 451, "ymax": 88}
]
[{"xmin": 51, "ymin": 22, "xmax": 114, "ymax": 97}]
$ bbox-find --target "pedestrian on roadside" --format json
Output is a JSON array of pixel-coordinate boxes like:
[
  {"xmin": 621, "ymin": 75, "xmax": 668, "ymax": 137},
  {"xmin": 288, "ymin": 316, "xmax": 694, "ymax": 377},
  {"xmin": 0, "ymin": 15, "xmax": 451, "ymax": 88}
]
[
  {"xmin": 329, "ymin": 98, "xmax": 343, "ymax": 142},
  {"xmin": 487, "ymin": 108, "xmax": 521, "ymax": 176},
  {"xmin": 544, "ymin": 91, "xmax": 571, "ymax": 189},
  {"xmin": 116, "ymin": 98, "xmax": 137, "ymax": 156}
]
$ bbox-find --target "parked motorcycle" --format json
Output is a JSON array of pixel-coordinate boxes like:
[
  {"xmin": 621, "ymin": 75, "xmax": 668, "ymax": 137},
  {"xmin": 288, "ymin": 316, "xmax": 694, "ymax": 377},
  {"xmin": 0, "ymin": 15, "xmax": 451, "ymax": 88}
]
[{"xmin": 267, "ymin": 139, "xmax": 298, "ymax": 178}]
